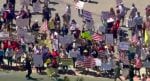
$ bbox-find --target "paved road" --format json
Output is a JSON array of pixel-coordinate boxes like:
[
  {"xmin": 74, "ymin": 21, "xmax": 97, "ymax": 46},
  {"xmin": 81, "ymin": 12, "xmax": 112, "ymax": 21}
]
[{"xmin": 0, "ymin": 0, "xmax": 149, "ymax": 30}]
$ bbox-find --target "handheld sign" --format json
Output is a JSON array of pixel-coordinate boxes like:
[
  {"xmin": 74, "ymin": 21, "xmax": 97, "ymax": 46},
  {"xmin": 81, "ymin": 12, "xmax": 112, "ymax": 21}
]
[
  {"xmin": 75, "ymin": 1, "xmax": 85, "ymax": 9},
  {"xmin": 83, "ymin": 10, "xmax": 93, "ymax": 21}
]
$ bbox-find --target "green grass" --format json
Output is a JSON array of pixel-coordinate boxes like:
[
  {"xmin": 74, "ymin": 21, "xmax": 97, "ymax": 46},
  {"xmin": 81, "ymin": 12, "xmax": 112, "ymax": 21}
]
[{"xmin": 0, "ymin": 71, "xmax": 114, "ymax": 81}]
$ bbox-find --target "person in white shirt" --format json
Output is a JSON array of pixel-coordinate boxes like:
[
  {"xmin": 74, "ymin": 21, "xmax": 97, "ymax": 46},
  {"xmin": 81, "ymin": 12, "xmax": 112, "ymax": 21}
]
[
  {"xmin": 133, "ymin": 12, "xmax": 143, "ymax": 35},
  {"xmin": 69, "ymin": 48, "xmax": 80, "ymax": 68}
]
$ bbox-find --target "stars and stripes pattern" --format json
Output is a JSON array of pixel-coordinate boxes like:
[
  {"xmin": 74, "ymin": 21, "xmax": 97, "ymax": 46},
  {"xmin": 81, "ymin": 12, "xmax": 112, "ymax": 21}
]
[
  {"xmin": 39, "ymin": 20, "xmax": 48, "ymax": 33},
  {"xmin": 76, "ymin": 56, "xmax": 96, "ymax": 68},
  {"xmin": 92, "ymin": 33, "xmax": 103, "ymax": 41}
]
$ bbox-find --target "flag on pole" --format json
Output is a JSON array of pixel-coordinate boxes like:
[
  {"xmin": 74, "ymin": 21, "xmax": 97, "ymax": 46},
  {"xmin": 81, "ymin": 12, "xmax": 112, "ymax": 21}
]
[
  {"xmin": 39, "ymin": 20, "xmax": 48, "ymax": 33},
  {"xmin": 92, "ymin": 33, "xmax": 103, "ymax": 41}
]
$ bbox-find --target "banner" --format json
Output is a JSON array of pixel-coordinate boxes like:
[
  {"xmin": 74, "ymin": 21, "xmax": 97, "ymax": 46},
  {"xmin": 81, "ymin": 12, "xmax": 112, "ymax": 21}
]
[
  {"xmin": 105, "ymin": 34, "xmax": 113, "ymax": 44},
  {"xmin": 119, "ymin": 42, "xmax": 129, "ymax": 50},
  {"xmin": 75, "ymin": 1, "xmax": 84, "ymax": 9},
  {"xmin": 0, "ymin": 32, "xmax": 9, "ymax": 40}
]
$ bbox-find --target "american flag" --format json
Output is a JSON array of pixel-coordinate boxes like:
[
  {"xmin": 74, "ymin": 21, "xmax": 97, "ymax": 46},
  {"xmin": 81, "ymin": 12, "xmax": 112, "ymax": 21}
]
[
  {"xmin": 76, "ymin": 56, "xmax": 96, "ymax": 68},
  {"xmin": 39, "ymin": 20, "xmax": 48, "ymax": 33},
  {"xmin": 92, "ymin": 33, "xmax": 103, "ymax": 41},
  {"xmin": 83, "ymin": 56, "xmax": 96, "ymax": 68}
]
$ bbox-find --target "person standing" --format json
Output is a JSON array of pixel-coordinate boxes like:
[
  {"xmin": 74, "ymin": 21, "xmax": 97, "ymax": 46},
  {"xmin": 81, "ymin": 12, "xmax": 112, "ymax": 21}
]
[
  {"xmin": 69, "ymin": 48, "xmax": 80, "ymax": 68},
  {"xmin": 114, "ymin": 61, "xmax": 122, "ymax": 81},
  {"xmin": 25, "ymin": 56, "xmax": 32, "ymax": 79},
  {"xmin": 33, "ymin": 45, "xmax": 43, "ymax": 74},
  {"xmin": 63, "ymin": 4, "xmax": 71, "ymax": 26},
  {"xmin": 0, "ymin": 48, "xmax": 4, "ymax": 67},
  {"xmin": 42, "ymin": 5, "xmax": 51, "ymax": 22},
  {"xmin": 133, "ymin": 12, "xmax": 143, "ymax": 36},
  {"xmin": 129, "ymin": 3, "xmax": 137, "ymax": 19},
  {"xmin": 5, "ymin": 47, "xmax": 13, "ymax": 67},
  {"xmin": 7, "ymin": 0, "xmax": 16, "ymax": 11},
  {"xmin": 129, "ymin": 62, "xmax": 135, "ymax": 81},
  {"xmin": 134, "ymin": 55, "xmax": 142, "ymax": 77}
]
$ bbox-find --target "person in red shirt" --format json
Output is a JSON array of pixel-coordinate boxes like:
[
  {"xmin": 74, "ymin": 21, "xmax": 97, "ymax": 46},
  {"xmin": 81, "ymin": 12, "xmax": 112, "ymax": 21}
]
[
  {"xmin": 11, "ymin": 40, "xmax": 19, "ymax": 51},
  {"xmin": 51, "ymin": 49, "xmax": 59, "ymax": 58},
  {"xmin": 3, "ymin": 40, "xmax": 9, "ymax": 52}
]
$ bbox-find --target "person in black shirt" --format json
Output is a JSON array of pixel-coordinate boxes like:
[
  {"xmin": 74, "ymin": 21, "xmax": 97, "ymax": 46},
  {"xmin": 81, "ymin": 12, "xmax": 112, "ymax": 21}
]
[
  {"xmin": 25, "ymin": 56, "xmax": 32, "ymax": 79},
  {"xmin": 42, "ymin": 5, "xmax": 51, "ymax": 22}
]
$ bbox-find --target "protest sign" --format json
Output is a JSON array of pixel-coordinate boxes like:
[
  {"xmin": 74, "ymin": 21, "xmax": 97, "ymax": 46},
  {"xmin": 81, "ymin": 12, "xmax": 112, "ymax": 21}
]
[
  {"xmin": 116, "ymin": 0, "xmax": 123, "ymax": 5},
  {"xmin": 58, "ymin": 35, "xmax": 66, "ymax": 45},
  {"xmin": 83, "ymin": 10, "xmax": 93, "ymax": 20},
  {"xmin": 75, "ymin": 1, "xmax": 84, "ymax": 9},
  {"xmin": 119, "ymin": 42, "xmax": 129, "ymax": 50},
  {"xmin": 24, "ymin": 33, "xmax": 35, "ymax": 43},
  {"xmin": 105, "ymin": 34, "xmax": 113, "ymax": 44},
  {"xmin": 16, "ymin": 18, "xmax": 29, "ymax": 27},
  {"xmin": 59, "ymin": 35, "xmax": 74, "ymax": 45},
  {"xmin": 17, "ymin": 28, "xmax": 27, "ymax": 37},
  {"xmin": 0, "ymin": 32, "xmax": 9, "ymax": 40}
]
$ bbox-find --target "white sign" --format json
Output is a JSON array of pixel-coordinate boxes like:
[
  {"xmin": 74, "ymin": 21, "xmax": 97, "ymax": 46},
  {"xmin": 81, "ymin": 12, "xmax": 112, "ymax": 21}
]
[
  {"xmin": 119, "ymin": 42, "xmax": 129, "ymax": 50},
  {"xmin": 0, "ymin": 32, "xmax": 9, "ymax": 40},
  {"xmin": 24, "ymin": 33, "xmax": 35, "ymax": 43},
  {"xmin": 75, "ymin": 1, "xmax": 84, "ymax": 9},
  {"xmin": 17, "ymin": 28, "xmax": 27, "ymax": 37},
  {"xmin": 105, "ymin": 34, "xmax": 113, "ymax": 44},
  {"xmin": 16, "ymin": 18, "xmax": 29, "ymax": 27}
]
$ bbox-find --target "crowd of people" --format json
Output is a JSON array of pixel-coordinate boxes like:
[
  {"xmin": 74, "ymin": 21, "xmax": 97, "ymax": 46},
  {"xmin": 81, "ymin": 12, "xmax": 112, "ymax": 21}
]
[{"xmin": 0, "ymin": 0, "xmax": 150, "ymax": 81}]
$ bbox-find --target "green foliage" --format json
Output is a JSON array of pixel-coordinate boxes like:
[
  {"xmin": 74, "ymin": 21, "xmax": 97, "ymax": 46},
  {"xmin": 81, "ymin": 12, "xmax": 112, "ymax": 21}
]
[{"xmin": 63, "ymin": 76, "xmax": 70, "ymax": 81}]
